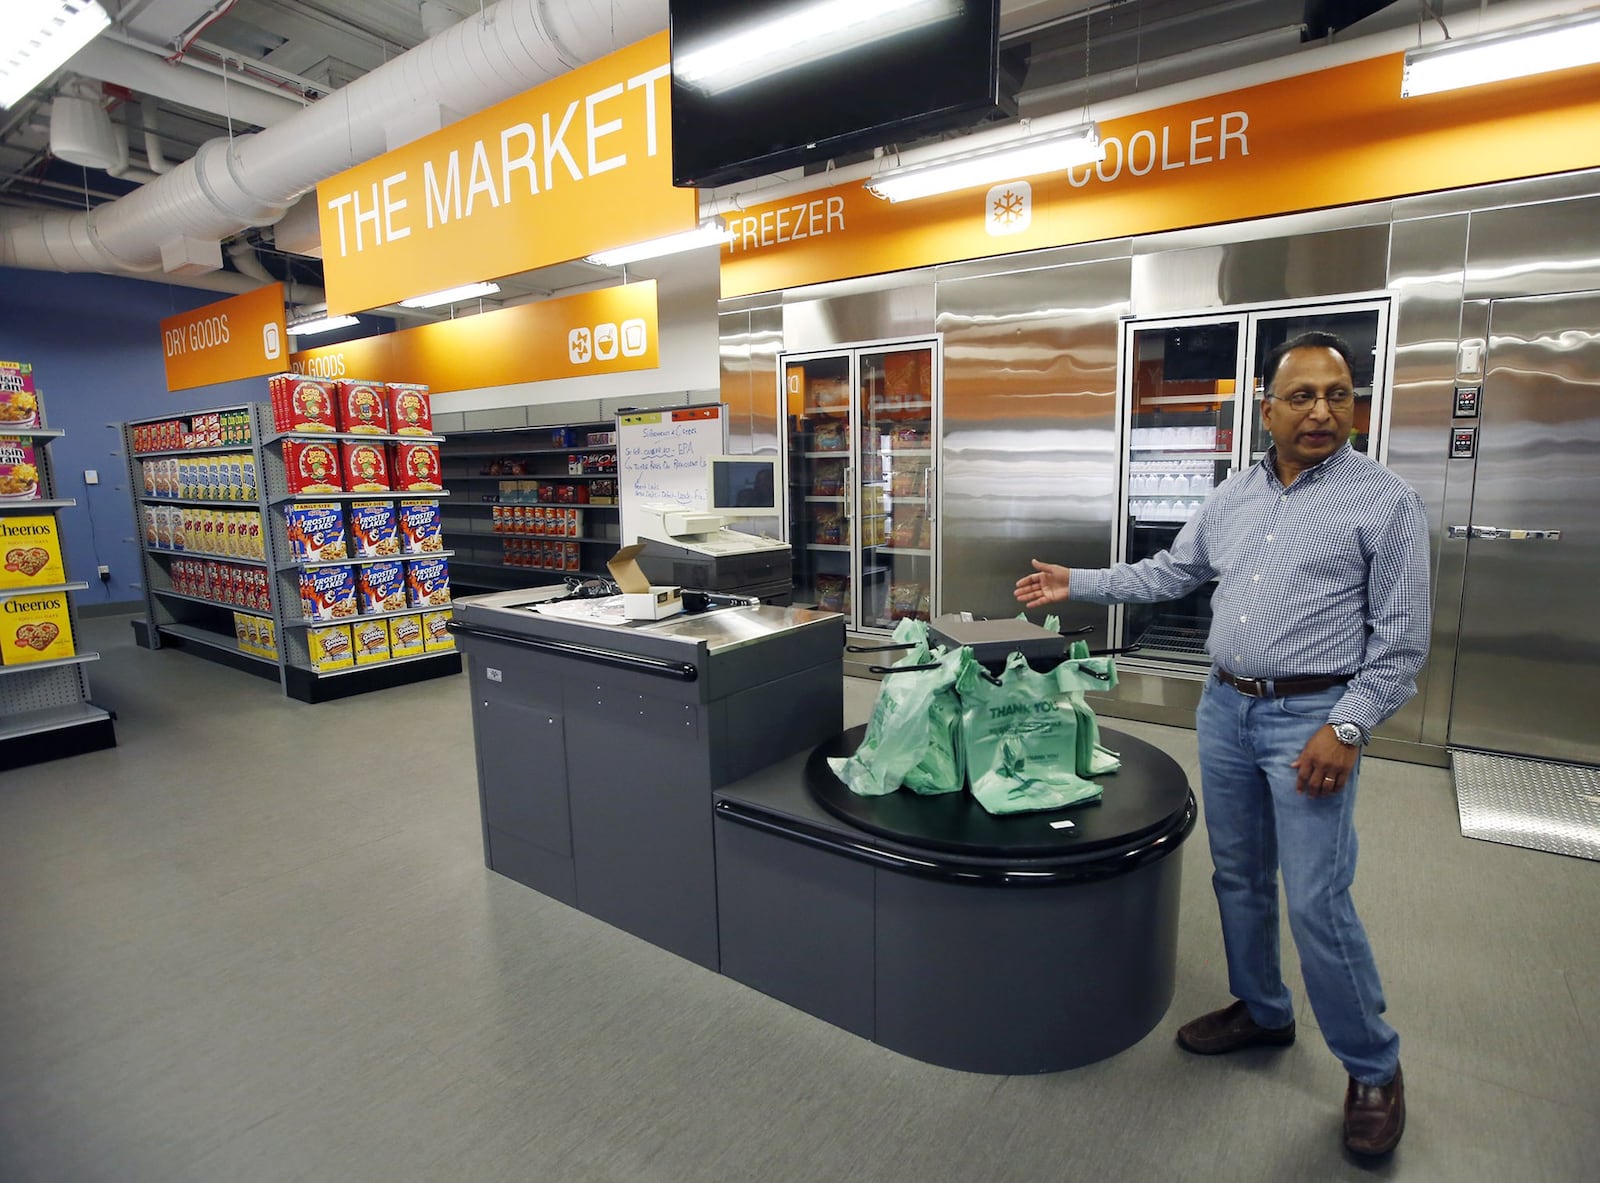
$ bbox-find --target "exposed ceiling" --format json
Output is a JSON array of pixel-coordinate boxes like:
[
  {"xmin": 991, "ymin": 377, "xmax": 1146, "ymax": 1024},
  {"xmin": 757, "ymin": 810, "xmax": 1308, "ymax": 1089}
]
[{"xmin": 0, "ymin": 0, "xmax": 1553, "ymax": 321}]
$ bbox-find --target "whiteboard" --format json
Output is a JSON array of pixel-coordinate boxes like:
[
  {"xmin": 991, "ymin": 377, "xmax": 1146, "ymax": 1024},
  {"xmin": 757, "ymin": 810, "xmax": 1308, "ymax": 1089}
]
[{"xmin": 616, "ymin": 403, "xmax": 728, "ymax": 545}]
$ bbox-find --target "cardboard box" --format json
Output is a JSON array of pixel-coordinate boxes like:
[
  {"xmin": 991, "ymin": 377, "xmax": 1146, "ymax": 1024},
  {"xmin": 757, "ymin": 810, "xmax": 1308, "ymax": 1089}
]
[
  {"xmin": 283, "ymin": 503, "xmax": 347, "ymax": 561},
  {"xmin": 386, "ymin": 383, "xmax": 432, "ymax": 436},
  {"xmin": 0, "ymin": 437, "xmax": 42, "ymax": 501},
  {"xmin": 306, "ymin": 623, "xmax": 354, "ymax": 672},
  {"xmin": 0, "ymin": 515, "xmax": 65, "ymax": 588},
  {"xmin": 347, "ymin": 500, "xmax": 399, "ymax": 557},
  {"xmin": 405, "ymin": 556, "xmax": 450, "ymax": 608},
  {"xmin": 336, "ymin": 380, "xmax": 389, "ymax": 434},
  {"xmin": 358, "ymin": 559, "xmax": 406, "ymax": 614},
  {"xmin": 299, "ymin": 565, "xmax": 358, "ymax": 621},
  {"xmin": 352, "ymin": 618, "xmax": 391, "ymax": 665},
  {"xmin": 1, "ymin": 589, "xmax": 75, "ymax": 664},
  {"xmin": 607, "ymin": 543, "xmax": 682, "ymax": 620},
  {"xmin": 398, "ymin": 500, "xmax": 442, "ymax": 554},
  {"xmin": 270, "ymin": 374, "xmax": 338, "ymax": 433},
  {"xmin": 391, "ymin": 442, "xmax": 442, "ymax": 492},
  {"xmin": 421, "ymin": 608, "xmax": 454, "ymax": 651},
  {"xmin": 389, "ymin": 613, "xmax": 425, "ymax": 659},
  {"xmin": 341, "ymin": 440, "xmax": 391, "ymax": 493},
  {"xmin": 281, "ymin": 439, "xmax": 343, "ymax": 493}
]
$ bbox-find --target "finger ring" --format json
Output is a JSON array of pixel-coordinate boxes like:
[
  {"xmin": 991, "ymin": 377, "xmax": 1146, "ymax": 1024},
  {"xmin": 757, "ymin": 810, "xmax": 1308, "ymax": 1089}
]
[{"xmin": 1322, "ymin": 776, "xmax": 1334, "ymax": 782}]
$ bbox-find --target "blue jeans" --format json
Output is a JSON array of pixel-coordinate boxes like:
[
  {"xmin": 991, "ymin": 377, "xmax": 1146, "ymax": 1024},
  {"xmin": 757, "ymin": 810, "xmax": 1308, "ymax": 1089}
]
[{"xmin": 1195, "ymin": 675, "xmax": 1399, "ymax": 1084}]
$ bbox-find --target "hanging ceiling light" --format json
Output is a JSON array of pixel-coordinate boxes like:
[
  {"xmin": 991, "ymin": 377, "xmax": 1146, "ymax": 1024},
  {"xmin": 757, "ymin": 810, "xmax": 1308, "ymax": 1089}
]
[
  {"xmin": 399, "ymin": 281, "xmax": 501, "ymax": 309},
  {"xmin": 0, "ymin": 1, "xmax": 112, "ymax": 110},
  {"xmin": 287, "ymin": 314, "xmax": 360, "ymax": 336},
  {"xmin": 584, "ymin": 217, "xmax": 733, "ymax": 267},
  {"xmin": 1401, "ymin": 10, "xmax": 1600, "ymax": 98},
  {"xmin": 865, "ymin": 122, "xmax": 1105, "ymax": 203}
]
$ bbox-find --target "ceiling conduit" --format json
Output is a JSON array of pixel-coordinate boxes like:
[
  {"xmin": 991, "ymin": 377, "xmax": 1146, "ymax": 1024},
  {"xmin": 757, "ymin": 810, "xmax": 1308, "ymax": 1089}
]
[{"xmin": 0, "ymin": 0, "xmax": 668, "ymax": 282}]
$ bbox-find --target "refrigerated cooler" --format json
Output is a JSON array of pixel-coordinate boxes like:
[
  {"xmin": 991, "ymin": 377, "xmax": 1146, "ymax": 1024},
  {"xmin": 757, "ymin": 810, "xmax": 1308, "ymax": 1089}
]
[
  {"xmin": 783, "ymin": 341, "xmax": 940, "ymax": 634},
  {"xmin": 1114, "ymin": 300, "xmax": 1392, "ymax": 666}
]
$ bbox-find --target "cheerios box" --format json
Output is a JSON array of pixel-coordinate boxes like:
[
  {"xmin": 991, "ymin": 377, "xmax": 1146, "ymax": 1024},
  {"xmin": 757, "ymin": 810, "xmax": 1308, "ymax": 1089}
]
[
  {"xmin": 306, "ymin": 623, "xmax": 354, "ymax": 672},
  {"xmin": 1, "ymin": 589, "xmax": 75, "ymax": 665},
  {"xmin": 358, "ymin": 559, "xmax": 406, "ymax": 614},
  {"xmin": 0, "ymin": 515, "xmax": 65, "ymax": 588},
  {"xmin": 389, "ymin": 613, "xmax": 425, "ymax": 658},
  {"xmin": 421, "ymin": 608, "xmax": 454, "ymax": 651},
  {"xmin": 348, "ymin": 500, "xmax": 399, "ymax": 558},
  {"xmin": 336, "ymin": 380, "xmax": 389, "ymax": 434},
  {"xmin": 299, "ymin": 564, "xmax": 357, "ymax": 622},
  {"xmin": 283, "ymin": 502, "xmax": 347, "ymax": 562},
  {"xmin": 398, "ymin": 500, "xmax": 442, "ymax": 554},
  {"xmin": 352, "ymin": 617, "xmax": 391, "ymax": 665},
  {"xmin": 405, "ymin": 556, "xmax": 450, "ymax": 608}
]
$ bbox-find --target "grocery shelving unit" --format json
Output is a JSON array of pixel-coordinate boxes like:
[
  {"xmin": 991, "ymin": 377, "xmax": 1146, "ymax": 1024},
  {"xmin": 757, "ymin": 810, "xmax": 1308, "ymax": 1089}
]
[
  {"xmin": 438, "ymin": 423, "xmax": 620, "ymax": 591},
  {"xmin": 0, "ymin": 412, "xmax": 116, "ymax": 769},
  {"xmin": 125, "ymin": 399, "xmax": 462, "ymax": 702}
]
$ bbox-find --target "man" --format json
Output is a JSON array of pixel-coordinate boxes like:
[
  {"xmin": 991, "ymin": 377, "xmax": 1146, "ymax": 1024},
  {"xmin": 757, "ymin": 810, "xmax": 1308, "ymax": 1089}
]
[{"xmin": 1015, "ymin": 331, "xmax": 1430, "ymax": 1157}]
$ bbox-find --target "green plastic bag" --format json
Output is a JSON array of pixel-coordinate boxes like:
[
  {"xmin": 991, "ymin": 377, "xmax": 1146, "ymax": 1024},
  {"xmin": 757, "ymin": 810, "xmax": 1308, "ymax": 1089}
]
[
  {"xmin": 956, "ymin": 649, "xmax": 1103, "ymax": 815},
  {"xmin": 1058, "ymin": 639, "xmax": 1122, "ymax": 777},
  {"xmin": 828, "ymin": 620, "xmax": 956, "ymax": 797},
  {"xmin": 901, "ymin": 645, "xmax": 966, "ymax": 795}
]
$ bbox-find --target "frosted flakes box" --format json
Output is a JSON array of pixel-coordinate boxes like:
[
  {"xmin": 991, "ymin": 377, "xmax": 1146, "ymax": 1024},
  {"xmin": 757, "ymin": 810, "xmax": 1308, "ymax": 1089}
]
[
  {"xmin": 283, "ymin": 502, "xmax": 347, "ymax": 561},
  {"xmin": 398, "ymin": 500, "xmax": 442, "ymax": 554},
  {"xmin": 340, "ymin": 440, "xmax": 391, "ymax": 493},
  {"xmin": 405, "ymin": 556, "xmax": 451, "ymax": 608},
  {"xmin": 281, "ymin": 439, "xmax": 343, "ymax": 493},
  {"xmin": 306, "ymin": 623, "xmax": 354, "ymax": 672},
  {"xmin": 347, "ymin": 500, "xmax": 399, "ymax": 558},
  {"xmin": 0, "ymin": 437, "xmax": 41, "ymax": 501},
  {"xmin": 391, "ymin": 442, "xmax": 442, "ymax": 492},
  {"xmin": 0, "ymin": 515, "xmax": 65, "ymax": 588},
  {"xmin": 421, "ymin": 608, "xmax": 454, "ymax": 652},
  {"xmin": 352, "ymin": 618, "xmax": 391, "ymax": 665},
  {"xmin": 270, "ymin": 374, "xmax": 338, "ymax": 433},
  {"xmin": 299, "ymin": 564, "xmax": 358, "ymax": 622},
  {"xmin": 358, "ymin": 559, "xmax": 406, "ymax": 614},
  {"xmin": 1, "ymin": 589, "xmax": 74, "ymax": 665},
  {"xmin": 388, "ymin": 613, "xmax": 425, "ymax": 659},
  {"xmin": 0, "ymin": 362, "xmax": 39, "ymax": 429},
  {"xmin": 336, "ymin": 380, "xmax": 389, "ymax": 434},
  {"xmin": 386, "ymin": 383, "xmax": 432, "ymax": 436}
]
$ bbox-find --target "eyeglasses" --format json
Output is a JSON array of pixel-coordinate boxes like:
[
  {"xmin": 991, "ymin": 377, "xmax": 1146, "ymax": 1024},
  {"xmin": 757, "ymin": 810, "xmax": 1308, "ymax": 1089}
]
[{"xmin": 1267, "ymin": 390, "xmax": 1356, "ymax": 411}]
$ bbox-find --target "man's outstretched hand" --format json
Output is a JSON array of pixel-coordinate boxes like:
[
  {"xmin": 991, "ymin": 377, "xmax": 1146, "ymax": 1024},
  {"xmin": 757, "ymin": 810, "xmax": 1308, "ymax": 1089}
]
[{"xmin": 1015, "ymin": 559, "xmax": 1070, "ymax": 608}]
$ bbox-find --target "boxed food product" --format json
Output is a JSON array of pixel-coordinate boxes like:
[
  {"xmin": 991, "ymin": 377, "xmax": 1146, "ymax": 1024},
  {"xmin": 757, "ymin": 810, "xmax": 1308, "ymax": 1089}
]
[
  {"xmin": 358, "ymin": 559, "xmax": 406, "ymax": 614},
  {"xmin": 891, "ymin": 510, "xmax": 926, "ymax": 549},
  {"xmin": 336, "ymin": 380, "xmax": 389, "ymax": 434},
  {"xmin": 283, "ymin": 503, "xmax": 347, "ymax": 561},
  {"xmin": 814, "ymin": 573, "xmax": 849, "ymax": 614},
  {"xmin": 341, "ymin": 440, "xmax": 391, "ymax": 493},
  {"xmin": 0, "ymin": 362, "xmax": 39, "ymax": 428},
  {"xmin": 0, "ymin": 515, "xmax": 65, "ymax": 588},
  {"xmin": 391, "ymin": 442, "xmax": 442, "ymax": 491},
  {"xmin": 812, "ymin": 421, "xmax": 846, "ymax": 451},
  {"xmin": 0, "ymin": 437, "xmax": 41, "ymax": 501},
  {"xmin": 890, "ymin": 580, "xmax": 928, "ymax": 621},
  {"xmin": 347, "ymin": 500, "xmax": 399, "ymax": 557},
  {"xmin": 405, "ymin": 556, "xmax": 451, "ymax": 607},
  {"xmin": 388, "ymin": 614, "xmax": 425, "ymax": 658},
  {"xmin": 0, "ymin": 589, "xmax": 74, "ymax": 664},
  {"xmin": 281, "ymin": 439, "xmax": 343, "ymax": 493},
  {"xmin": 352, "ymin": 618, "xmax": 391, "ymax": 665},
  {"xmin": 398, "ymin": 500, "xmax": 442, "ymax": 553},
  {"xmin": 255, "ymin": 616, "xmax": 277, "ymax": 659},
  {"xmin": 386, "ymin": 383, "xmax": 432, "ymax": 436},
  {"xmin": 270, "ymin": 374, "xmax": 338, "ymax": 433},
  {"xmin": 421, "ymin": 608, "xmax": 454, "ymax": 651},
  {"xmin": 299, "ymin": 564, "xmax": 358, "ymax": 621},
  {"xmin": 233, "ymin": 612, "xmax": 256, "ymax": 654},
  {"xmin": 890, "ymin": 426, "xmax": 929, "ymax": 450},
  {"xmin": 306, "ymin": 623, "xmax": 354, "ymax": 672},
  {"xmin": 812, "ymin": 507, "xmax": 845, "ymax": 546},
  {"xmin": 586, "ymin": 430, "xmax": 616, "ymax": 447}
]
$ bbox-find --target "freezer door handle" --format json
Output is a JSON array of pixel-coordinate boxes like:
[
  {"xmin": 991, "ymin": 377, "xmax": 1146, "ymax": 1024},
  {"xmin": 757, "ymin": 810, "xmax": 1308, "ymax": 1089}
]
[{"xmin": 1450, "ymin": 525, "xmax": 1562, "ymax": 541}]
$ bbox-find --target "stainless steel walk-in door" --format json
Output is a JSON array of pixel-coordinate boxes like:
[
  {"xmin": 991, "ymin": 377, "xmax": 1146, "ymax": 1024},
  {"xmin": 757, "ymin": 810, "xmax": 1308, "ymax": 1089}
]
[{"xmin": 1448, "ymin": 291, "xmax": 1600, "ymax": 764}]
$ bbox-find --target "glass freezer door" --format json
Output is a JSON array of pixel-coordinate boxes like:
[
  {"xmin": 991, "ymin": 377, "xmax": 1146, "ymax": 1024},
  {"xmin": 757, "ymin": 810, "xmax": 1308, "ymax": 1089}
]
[
  {"xmin": 785, "ymin": 353, "xmax": 854, "ymax": 617},
  {"xmin": 860, "ymin": 345, "xmax": 936, "ymax": 630}
]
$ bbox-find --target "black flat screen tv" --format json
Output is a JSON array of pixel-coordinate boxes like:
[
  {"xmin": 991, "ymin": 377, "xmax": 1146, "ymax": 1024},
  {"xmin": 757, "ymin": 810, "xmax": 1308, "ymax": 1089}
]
[{"xmin": 669, "ymin": 0, "xmax": 1001, "ymax": 189}]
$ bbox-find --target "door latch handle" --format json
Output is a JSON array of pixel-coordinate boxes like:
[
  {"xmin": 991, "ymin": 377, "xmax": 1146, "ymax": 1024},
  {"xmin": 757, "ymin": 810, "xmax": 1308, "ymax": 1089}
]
[{"xmin": 1449, "ymin": 525, "xmax": 1561, "ymax": 541}]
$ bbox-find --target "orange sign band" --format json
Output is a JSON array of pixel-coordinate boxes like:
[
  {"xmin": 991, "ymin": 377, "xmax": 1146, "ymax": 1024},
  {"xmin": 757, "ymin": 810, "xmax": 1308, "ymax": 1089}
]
[{"xmin": 160, "ymin": 283, "xmax": 288, "ymax": 392}]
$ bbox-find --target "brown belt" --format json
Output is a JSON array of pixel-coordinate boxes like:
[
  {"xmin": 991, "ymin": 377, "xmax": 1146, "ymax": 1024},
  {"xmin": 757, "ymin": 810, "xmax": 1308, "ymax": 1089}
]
[{"xmin": 1215, "ymin": 668, "xmax": 1352, "ymax": 698}]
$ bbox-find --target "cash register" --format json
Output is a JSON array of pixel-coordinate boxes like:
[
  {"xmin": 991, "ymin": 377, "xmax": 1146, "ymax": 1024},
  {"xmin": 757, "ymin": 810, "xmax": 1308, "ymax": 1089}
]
[{"xmin": 634, "ymin": 455, "xmax": 793, "ymax": 603}]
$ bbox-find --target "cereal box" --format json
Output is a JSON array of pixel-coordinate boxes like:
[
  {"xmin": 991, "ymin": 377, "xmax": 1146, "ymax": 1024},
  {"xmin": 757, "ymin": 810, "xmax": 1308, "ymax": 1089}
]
[
  {"xmin": 0, "ymin": 362, "xmax": 39, "ymax": 429},
  {"xmin": 398, "ymin": 500, "xmax": 442, "ymax": 554},
  {"xmin": 347, "ymin": 500, "xmax": 399, "ymax": 558},
  {"xmin": 386, "ymin": 383, "xmax": 432, "ymax": 436},
  {"xmin": 352, "ymin": 617, "xmax": 391, "ymax": 665},
  {"xmin": 389, "ymin": 613, "xmax": 425, "ymax": 659},
  {"xmin": 306, "ymin": 623, "xmax": 354, "ymax": 672},
  {"xmin": 340, "ymin": 440, "xmax": 391, "ymax": 493},
  {"xmin": 336, "ymin": 380, "xmax": 389, "ymax": 434},
  {"xmin": 281, "ymin": 439, "xmax": 343, "ymax": 493},
  {"xmin": 283, "ymin": 503, "xmax": 347, "ymax": 561},
  {"xmin": 299, "ymin": 564, "xmax": 358, "ymax": 622},
  {"xmin": 270, "ymin": 374, "xmax": 338, "ymax": 433},
  {"xmin": 421, "ymin": 608, "xmax": 454, "ymax": 651},
  {"xmin": 1, "ymin": 589, "xmax": 75, "ymax": 665},
  {"xmin": 255, "ymin": 616, "xmax": 277, "ymax": 659},
  {"xmin": 391, "ymin": 442, "xmax": 442, "ymax": 492},
  {"xmin": 358, "ymin": 559, "xmax": 406, "ymax": 614},
  {"xmin": 0, "ymin": 437, "xmax": 42, "ymax": 501},
  {"xmin": 0, "ymin": 515, "xmax": 65, "ymax": 588},
  {"xmin": 405, "ymin": 556, "xmax": 451, "ymax": 608}
]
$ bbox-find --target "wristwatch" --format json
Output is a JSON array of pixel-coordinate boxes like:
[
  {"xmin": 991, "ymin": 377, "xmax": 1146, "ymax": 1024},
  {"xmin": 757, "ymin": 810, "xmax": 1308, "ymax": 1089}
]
[{"xmin": 1330, "ymin": 722, "xmax": 1368, "ymax": 748}]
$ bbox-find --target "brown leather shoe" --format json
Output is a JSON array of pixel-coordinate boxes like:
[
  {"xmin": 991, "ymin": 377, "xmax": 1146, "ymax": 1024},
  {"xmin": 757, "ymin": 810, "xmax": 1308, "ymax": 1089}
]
[
  {"xmin": 1175, "ymin": 999, "xmax": 1296, "ymax": 1055},
  {"xmin": 1344, "ymin": 1064, "xmax": 1405, "ymax": 1156}
]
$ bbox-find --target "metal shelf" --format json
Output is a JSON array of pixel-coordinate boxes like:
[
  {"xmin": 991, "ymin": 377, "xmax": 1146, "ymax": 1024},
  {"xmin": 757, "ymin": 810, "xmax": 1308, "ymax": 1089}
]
[
  {"xmin": 128, "ymin": 405, "xmax": 253, "ymax": 427},
  {"xmin": 1, "ymin": 426, "xmax": 65, "ymax": 440},
  {"xmin": 799, "ymin": 404, "xmax": 851, "ymax": 416},
  {"xmin": 138, "ymin": 495, "xmax": 259, "ymax": 508},
  {"xmin": 1129, "ymin": 449, "xmax": 1232, "ymax": 459},
  {"xmin": 1137, "ymin": 395, "xmax": 1236, "ymax": 406},
  {"xmin": 0, "ymin": 581, "xmax": 88, "ymax": 598},
  {"xmin": 0, "ymin": 700, "xmax": 114, "ymax": 743},
  {"xmin": 442, "ymin": 443, "xmax": 615, "ymax": 458},
  {"xmin": 446, "ymin": 472, "xmax": 617, "ymax": 482},
  {"xmin": 268, "ymin": 430, "xmax": 444, "ymax": 445},
  {"xmin": 0, "ymin": 651, "xmax": 100, "ymax": 676},
  {"xmin": 132, "ymin": 442, "xmax": 254, "ymax": 457},
  {"xmin": 269, "ymin": 490, "xmax": 450, "ymax": 505},
  {"xmin": 449, "ymin": 499, "xmax": 615, "ymax": 511},
  {"xmin": 878, "ymin": 547, "xmax": 933, "ymax": 556},
  {"xmin": 800, "ymin": 450, "xmax": 850, "ymax": 459},
  {"xmin": 867, "ymin": 400, "xmax": 932, "ymax": 412},
  {"xmin": 153, "ymin": 587, "xmax": 273, "ymax": 613},
  {"xmin": 289, "ymin": 604, "xmax": 449, "ymax": 627},
  {"xmin": 147, "ymin": 550, "xmax": 268, "ymax": 567},
  {"xmin": 282, "ymin": 549, "xmax": 456, "ymax": 570},
  {"xmin": 804, "ymin": 495, "xmax": 846, "ymax": 503},
  {"xmin": 157, "ymin": 622, "xmax": 278, "ymax": 666},
  {"xmin": 806, "ymin": 543, "xmax": 850, "ymax": 552},
  {"xmin": 0, "ymin": 499, "xmax": 75, "ymax": 512},
  {"xmin": 293, "ymin": 649, "xmax": 457, "ymax": 678}
]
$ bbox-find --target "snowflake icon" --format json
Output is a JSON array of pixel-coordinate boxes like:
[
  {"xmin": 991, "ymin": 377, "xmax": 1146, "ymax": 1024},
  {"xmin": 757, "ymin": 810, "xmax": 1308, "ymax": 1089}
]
[
  {"xmin": 992, "ymin": 188, "xmax": 1027, "ymax": 224},
  {"xmin": 985, "ymin": 180, "xmax": 1032, "ymax": 236}
]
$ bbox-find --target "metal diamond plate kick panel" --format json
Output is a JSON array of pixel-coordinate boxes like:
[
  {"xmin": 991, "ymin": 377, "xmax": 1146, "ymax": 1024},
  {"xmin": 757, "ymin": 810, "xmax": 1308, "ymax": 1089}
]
[{"xmin": 1452, "ymin": 750, "xmax": 1600, "ymax": 862}]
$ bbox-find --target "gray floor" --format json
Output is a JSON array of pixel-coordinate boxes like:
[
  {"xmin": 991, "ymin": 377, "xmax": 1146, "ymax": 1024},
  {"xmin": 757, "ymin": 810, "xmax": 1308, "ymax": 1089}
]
[{"xmin": 2, "ymin": 614, "xmax": 1598, "ymax": 1183}]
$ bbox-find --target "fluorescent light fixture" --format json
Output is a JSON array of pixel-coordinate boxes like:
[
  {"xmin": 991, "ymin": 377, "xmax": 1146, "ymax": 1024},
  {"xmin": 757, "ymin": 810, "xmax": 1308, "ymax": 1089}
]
[
  {"xmin": 287, "ymin": 314, "xmax": 360, "ymax": 336},
  {"xmin": 674, "ymin": 0, "xmax": 958, "ymax": 96},
  {"xmin": 398, "ymin": 280, "xmax": 501, "ymax": 308},
  {"xmin": 0, "ymin": 1, "xmax": 111, "ymax": 109},
  {"xmin": 584, "ymin": 218, "xmax": 733, "ymax": 267},
  {"xmin": 866, "ymin": 123, "xmax": 1106, "ymax": 203},
  {"xmin": 1401, "ymin": 10, "xmax": 1600, "ymax": 98}
]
